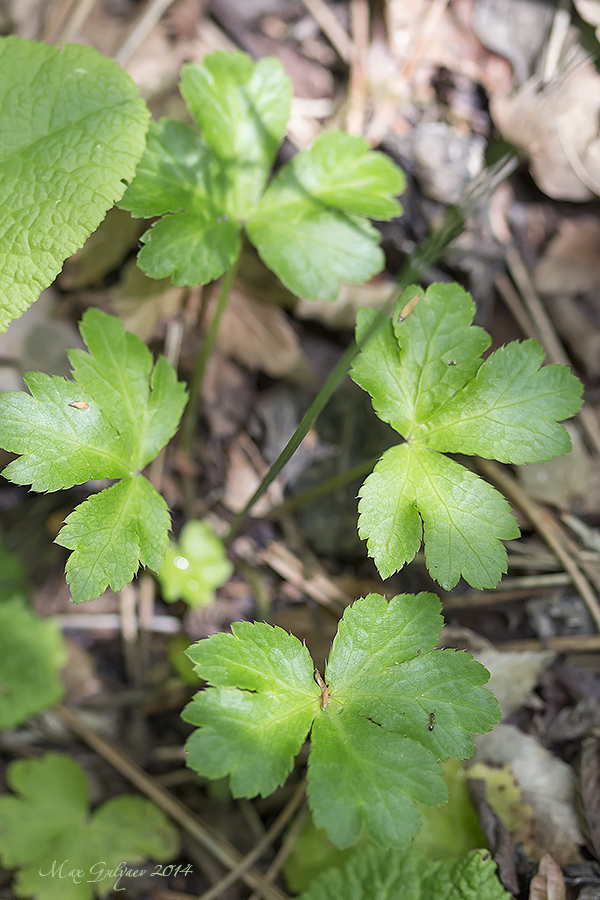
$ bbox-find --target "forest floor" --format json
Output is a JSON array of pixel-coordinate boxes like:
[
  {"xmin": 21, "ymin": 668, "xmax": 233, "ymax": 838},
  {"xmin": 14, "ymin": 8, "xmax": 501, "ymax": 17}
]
[{"xmin": 3, "ymin": 0, "xmax": 600, "ymax": 898}]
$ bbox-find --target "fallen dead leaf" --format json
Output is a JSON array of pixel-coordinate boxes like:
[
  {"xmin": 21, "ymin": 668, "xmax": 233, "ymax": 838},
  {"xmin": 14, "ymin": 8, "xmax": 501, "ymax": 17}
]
[
  {"xmin": 222, "ymin": 433, "xmax": 284, "ymax": 515},
  {"xmin": 475, "ymin": 724, "xmax": 583, "ymax": 863},
  {"xmin": 474, "ymin": 647, "xmax": 554, "ymax": 718},
  {"xmin": 534, "ymin": 216, "xmax": 600, "ymax": 297},
  {"xmin": 112, "ymin": 261, "xmax": 185, "ymax": 341},
  {"xmin": 491, "ymin": 54, "xmax": 600, "ymax": 200},
  {"xmin": 580, "ymin": 735, "xmax": 600, "ymax": 860},
  {"xmin": 528, "ymin": 854, "xmax": 566, "ymax": 900},
  {"xmin": 213, "ymin": 285, "xmax": 313, "ymax": 384}
]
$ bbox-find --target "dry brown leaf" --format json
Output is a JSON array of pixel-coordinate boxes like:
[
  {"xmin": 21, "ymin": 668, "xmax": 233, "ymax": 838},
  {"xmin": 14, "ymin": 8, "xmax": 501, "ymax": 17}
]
[
  {"xmin": 112, "ymin": 261, "xmax": 184, "ymax": 341},
  {"xmin": 534, "ymin": 217, "xmax": 600, "ymax": 296},
  {"xmin": 476, "ymin": 724, "xmax": 584, "ymax": 863},
  {"xmin": 213, "ymin": 286, "xmax": 313, "ymax": 384},
  {"xmin": 580, "ymin": 735, "xmax": 600, "ymax": 860},
  {"xmin": 222, "ymin": 433, "xmax": 284, "ymax": 515},
  {"xmin": 529, "ymin": 854, "xmax": 566, "ymax": 900},
  {"xmin": 202, "ymin": 353, "xmax": 255, "ymax": 440},
  {"xmin": 491, "ymin": 58, "xmax": 600, "ymax": 200}
]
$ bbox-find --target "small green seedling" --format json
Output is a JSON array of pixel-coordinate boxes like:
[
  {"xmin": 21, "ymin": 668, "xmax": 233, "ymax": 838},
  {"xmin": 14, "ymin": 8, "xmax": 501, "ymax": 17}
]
[
  {"xmin": 0, "ymin": 36, "xmax": 149, "ymax": 332},
  {"xmin": 158, "ymin": 519, "xmax": 233, "ymax": 607},
  {"xmin": 119, "ymin": 50, "xmax": 405, "ymax": 300},
  {"xmin": 182, "ymin": 592, "xmax": 500, "ymax": 849},
  {"xmin": 0, "ymin": 594, "xmax": 66, "ymax": 729},
  {"xmin": 351, "ymin": 283, "xmax": 583, "ymax": 589},
  {"xmin": 298, "ymin": 844, "xmax": 510, "ymax": 900},
  {"xmin": 0, "ymin": 752, "xmax": 179, "ymax": 900},
  {"xmin": 0, "ymin": 309, "xmax": 187, "ymax": 604}
]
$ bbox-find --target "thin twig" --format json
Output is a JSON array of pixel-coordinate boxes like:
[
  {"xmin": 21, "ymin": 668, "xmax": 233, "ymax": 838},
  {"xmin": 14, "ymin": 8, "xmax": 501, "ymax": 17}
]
[
  {"xmin": 56, "ymin": 706, "xmax": 289, "ymax": 900},
  {"xmin": 476, "ymin": 459, "xmax": 600, "ymax": 631},
  {"xmin": 299, "ymin": 0, "xmax": 354, "ymax": 63},
  {"xmin": 247, "ymin": 805, "xmax": 309, "ymax": 900},
  {"xmin": 113, "ymin": 0, "xmax": 178, "ymax": 66},
  {"xmin": 346, "ymin": 0, "xmax": 369, "ymax": 136},
  {"xmin": 59, "ymin": 0, "xmax": 98, "ymax": 42},
  {"xmin": 197, "ymin": 783, "xmax": 305, "ymax": 900},
  {"xmin": 497, "ymin": 634, "xmax": 600, "ymax": 652}
]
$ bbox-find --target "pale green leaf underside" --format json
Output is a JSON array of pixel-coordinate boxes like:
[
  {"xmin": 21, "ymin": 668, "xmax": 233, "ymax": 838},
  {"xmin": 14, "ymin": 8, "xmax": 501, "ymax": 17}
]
[
  {"xmin": 57, "ymin": 476, "xmax": 170, "ymax": 604},
  {"xmin": 183, "ymin": 595, "xmax": 500, "ymax": 847},
  {"xmin": 358, "ymin": 444, "xmax": 519, "ymax": 588},
  {"xmin": 180, "ymin": 51, "xmax": 292, "ymax": 219},
  {"xmin": 0, "ymin": 36, "xmax": 149, "ymax": 332},
  {"xmin": 0, "ymin": 753, "xmax": 178, "ymax": 900},
  {"xmin": 0, "ymin": 596, "xmax": 66, "ymax": 730},
  {"xmin": 299, "ymin": 845, "xmax": 510, "ymax": 900}
]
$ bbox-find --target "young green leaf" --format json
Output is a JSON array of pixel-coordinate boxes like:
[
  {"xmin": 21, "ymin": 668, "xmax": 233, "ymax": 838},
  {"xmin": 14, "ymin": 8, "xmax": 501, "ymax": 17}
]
[
  {"xmin": 0, "ymin": 309, "xmax": 187, "ymax": 603},
  {"xmin": 183, "ymin": 592, "xmax": 500, "ymax": 848},
  {"xmin": 0, "ymin": 752, "xmax": 179, "ymax": 900},
  {"xmin": 351, "ymin": 283, "xmax": 583, "ymax": 589},
  {"xmin": 120, "ymin": 51, "xmax": 405, "ymax": 299},
  {"xmin": 158, "ymin": 519, "xmax": 233, "ymax": 607},
  {"xmin": 246, "ymin": 131, "xmax": 405, "ymax": 300},
  {"xmin": 0, "ymin": 596, "xmax": 66, "ymax": 729},
  {"xmin": 299, "ymin": 845, "xmax": 510, "ymax": 900},
  {"xmin": 0, "ymin": 36, "xmax": 149, "ymax": 332}
]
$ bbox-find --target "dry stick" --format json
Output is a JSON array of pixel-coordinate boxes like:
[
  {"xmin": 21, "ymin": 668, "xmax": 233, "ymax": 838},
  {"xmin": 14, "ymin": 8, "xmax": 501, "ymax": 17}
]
[
  {"xmin": 59, "ymin": 0, "xmax": 98, "ymax": 41},
  {"xmin": 247, "ymin": 805, "xmax": 309, "ymax": 900},
  {"xmin": 346, "ymin": 0, "xmax": 369, "ymax": 136},
  {"xmin": 476, "ymin": 459, "xmax": 600, "ymax": 631},
  {"xmin": 197, "ymin": 783, "xmax": 305, "ymax": 900},
  {"xmin": 398, "ymin": 0, "xmax": 450, "ymax": 83},
  {"xmin": 56, "ymin": 705, "xmax": 289, "ymax": 900},
  {"xmin": 505, "ymin": 246, "xmax": 600, "ymax": 456},
  {"xmin": 114, "ymin": 0, "xmax": 178, "ymax": 66},
  {"xmin": 497, "ymin": 634, "xmax": 600, "ymax": 653},
  {"xmin": 543, "ymin": 0, "xmax": 572, "ymax": 85},
  {"xmin": 299, "ymin": 0, "xmax": 354, "ymax": 63}
]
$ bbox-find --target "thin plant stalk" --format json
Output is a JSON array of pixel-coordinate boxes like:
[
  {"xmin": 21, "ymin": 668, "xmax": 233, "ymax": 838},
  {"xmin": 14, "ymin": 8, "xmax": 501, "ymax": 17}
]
[{"xmin": 181, "ymin": 256, "xmax": 240, "ymax": 453}]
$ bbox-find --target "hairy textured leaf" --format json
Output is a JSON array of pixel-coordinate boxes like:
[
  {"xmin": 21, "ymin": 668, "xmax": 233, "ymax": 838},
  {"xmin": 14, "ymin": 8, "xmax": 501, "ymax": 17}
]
[
  {"xmin": 351, "ymin": 283, "xmax": 582, "ymax": 588},
  {"xmin": 159, "ymin": 519, "xmax": 233, "ymax": 607},
  {"xmin": 0, "ymin": 753, "xmax": 178, "ymax": 900},
  {"xmin": 183, "ymin": 593, "xmax": 500, "ymax": 848},
  {"xmin": 299, "ymin": 845, "xmax": 510, "ymax": 900},
  {"xmin": 0, "ymin": 596, "xmax": 66, "ymax": 729},
  {"xmin": 0, "ymin": 309, "xmax": 187, "ymax": 603},
  {"xmin": 57, "ymin": 476, "xmax": 170, "ymax": 604},
  {"xmin": 0, "ymin": 36, "xmax": 149, "ymax": 331}
]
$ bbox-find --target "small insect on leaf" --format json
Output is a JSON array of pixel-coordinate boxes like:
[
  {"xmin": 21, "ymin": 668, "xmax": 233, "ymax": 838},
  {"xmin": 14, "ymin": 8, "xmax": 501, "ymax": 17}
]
[
  {"xmin": 397, "ymin": 294, "xmax": 420, "ymax": 322},
  {"xmin": 429, "ymin": 712, "xmax": 435, "ymax": 731},
  {"xmin": 68, "ymin": 401, "xmax": 89, "ymax": 409}
]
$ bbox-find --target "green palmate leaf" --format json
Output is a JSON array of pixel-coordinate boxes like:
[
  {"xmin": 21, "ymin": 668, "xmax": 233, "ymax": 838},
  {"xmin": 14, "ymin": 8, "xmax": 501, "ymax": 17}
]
[
  {"xmin": 183, "ymin": 593, "xmax": 500, "ymax": 848},
  {"xmin": 299, "ymin": 845, "xmax": 510, "ymax": 900},
  {"xmin": 0, "ymin": 752, "xmax": 179, "ymax": 900},
  {"xmin": 0, "ymin": 36, "xmax": 149, "ymax": 332},
  {"xmin": 246, "ymin": 131, "xmax": 404, "ymax": 300},
  {"xmin": 158, "ymin": 519, "xmax": 233, "ymax": 607},
  {"xmin": 181, "ymin": 51, "xmax": 292, "ymax": 218},
  {"xmin": 120, "ymin": 52, "xmax": 405, "ymax": 298},
  {"xmin": 0, "ymin": 309, "xmax": 187, "ymax": 603},
  {"xmin": 57, "ymin": 476, "xmax": 170, "ymax": 604},
  {"xmin": 351, "ymin": 283, "xmax": 583, "ymax": 589},
  {"xmin": 0, "ymin": 595, "xmax": 66, "ymax": 730}
]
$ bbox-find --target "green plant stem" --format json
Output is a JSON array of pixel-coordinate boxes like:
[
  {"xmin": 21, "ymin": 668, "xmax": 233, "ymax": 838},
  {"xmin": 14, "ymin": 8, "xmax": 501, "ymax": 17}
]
[
  {"xmin": 181, "ymin": 256, "xmax": 240, "ymax": 453},
  {"xmin": 265, "ymin": 455, "xmax": 380, "ymax": 519},
  {"xmin": 225, "ymin": 155, "xmax": 517, "ymax": 541}
]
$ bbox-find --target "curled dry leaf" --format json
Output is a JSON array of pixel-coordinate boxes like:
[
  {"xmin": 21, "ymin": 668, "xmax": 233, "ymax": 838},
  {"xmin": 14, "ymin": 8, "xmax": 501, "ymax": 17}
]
[
  {"xmin": 528, "ymin": 854, "xmax": 566, "ymax": 900},
  {"xmin": 491, "ymin": 58, "xmax": 600, "ymax": 200}
]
